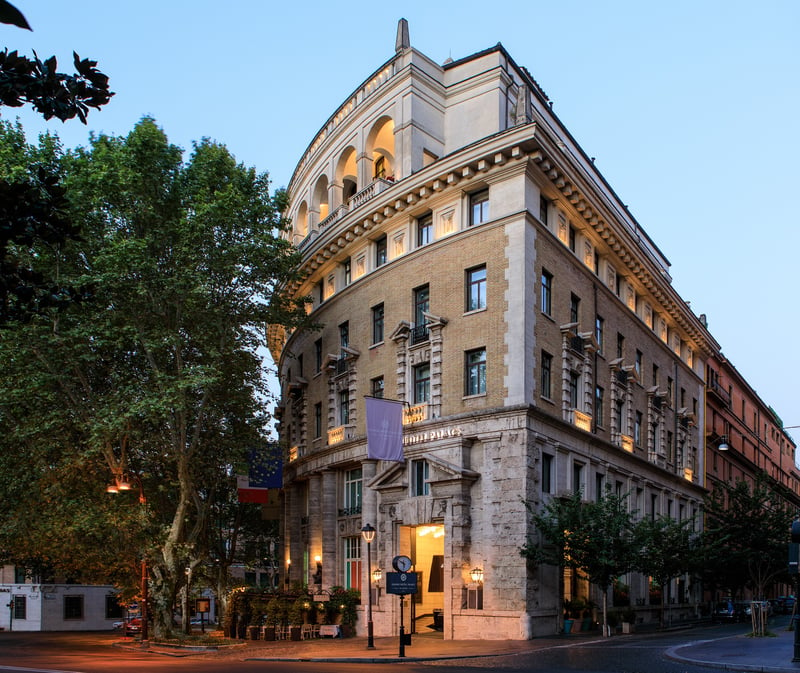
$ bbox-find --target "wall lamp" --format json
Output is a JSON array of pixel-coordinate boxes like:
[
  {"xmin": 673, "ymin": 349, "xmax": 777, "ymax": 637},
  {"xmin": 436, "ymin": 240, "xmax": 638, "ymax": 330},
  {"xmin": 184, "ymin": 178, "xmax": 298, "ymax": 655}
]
[
  {"xmin": 716, "ymin": 435, "xmax": 729, "ymax": 451},
  {"xmin": 372, "ymin": 567, "xmax": 382, "ymax": 584},
  {"xmin": 313, "ymin": 555, "xmax": 322, "ymax": 585},
  {"xmin": 470, "ymin": 567, "xmax": 484, "ymax": 584}
]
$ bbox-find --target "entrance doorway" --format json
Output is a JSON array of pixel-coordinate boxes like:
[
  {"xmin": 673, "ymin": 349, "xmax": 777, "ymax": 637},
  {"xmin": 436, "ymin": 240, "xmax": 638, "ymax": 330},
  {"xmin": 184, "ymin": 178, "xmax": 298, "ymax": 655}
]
[{"xmin": 399, "ymin": 524, "xmax": 444, "ymax": 634}]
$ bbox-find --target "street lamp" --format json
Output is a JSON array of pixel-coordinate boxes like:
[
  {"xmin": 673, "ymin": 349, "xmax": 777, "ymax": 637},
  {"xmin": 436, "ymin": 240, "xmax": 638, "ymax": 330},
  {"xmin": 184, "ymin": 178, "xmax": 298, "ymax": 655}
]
[{"xmin": 361, "ymin": 523, "xmax": 376, "ymax": 649}]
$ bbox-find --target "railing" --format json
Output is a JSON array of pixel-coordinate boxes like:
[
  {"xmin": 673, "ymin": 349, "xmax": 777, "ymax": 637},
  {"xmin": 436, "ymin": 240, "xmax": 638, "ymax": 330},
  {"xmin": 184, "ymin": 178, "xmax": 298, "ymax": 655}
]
[
  {"xmin": 620, "ymin": 435, "xmax": 634, "ymax": 453},
  {"xmin": 335, "ymin": 356, "xmax": 349, "ymax": 376},
  {"xmin": 569, "ymin": 335, "xmax": 584, "ymax": 354},
  {"xmin": 411, "ymin": 324, "xmax": 429, "ymax": 345},
  {"xmin": 615, "ymin": 369, "xmax": 628, "ymax": 385},
  {"xmin": 403, "ymin": 403, "xmax": 428, "ymax": 425},
  {"xmin": 318, "ymin": 204, "xmax": 348, "ymax": 230},
  {"xmin": 572, "ymin": 409, "xmax": 592, "ymax": 432},
  {"xmin": 337, "ymin": 505, "xmax": 362, "ymax": 517},
  {"xmin": 327, "ymin": 425, "xmax": 355, "ymax": 446},
  {"xmin": 706, "ymin": 379, "xmax": 732, "ymax": 407},
  {"xmin": 348, "ymin": 177, "xmax": 395, "ymax": 210}
]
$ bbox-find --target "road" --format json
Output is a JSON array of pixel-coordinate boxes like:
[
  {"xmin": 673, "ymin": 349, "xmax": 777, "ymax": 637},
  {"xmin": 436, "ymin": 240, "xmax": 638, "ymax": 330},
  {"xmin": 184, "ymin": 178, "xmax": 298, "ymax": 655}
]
[{"xmin": 0, "ymin": 624, "xmax": 756, "ymax": 673}]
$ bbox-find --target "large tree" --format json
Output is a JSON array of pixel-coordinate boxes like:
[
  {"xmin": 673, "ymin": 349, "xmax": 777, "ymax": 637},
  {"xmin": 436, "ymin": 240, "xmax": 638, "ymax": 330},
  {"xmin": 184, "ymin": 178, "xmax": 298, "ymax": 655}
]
[
  {"xmin": 522, "ymin": 490, "xmax": 636, "ymax": 636},
  {"xmin": 0, "ymin": 117, "xmax": 310, "ymax": 637},
  {"xmin": 700, "ymin": 474, "xmax": 794, "ymax": 600}
]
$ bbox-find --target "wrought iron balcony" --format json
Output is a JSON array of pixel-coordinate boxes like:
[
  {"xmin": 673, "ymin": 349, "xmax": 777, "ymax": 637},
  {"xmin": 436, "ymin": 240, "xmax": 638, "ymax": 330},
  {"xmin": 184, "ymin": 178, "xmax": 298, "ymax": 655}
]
[{"xmin": 411, "ymin": 324, "xmax": 429, "ymax": 345}]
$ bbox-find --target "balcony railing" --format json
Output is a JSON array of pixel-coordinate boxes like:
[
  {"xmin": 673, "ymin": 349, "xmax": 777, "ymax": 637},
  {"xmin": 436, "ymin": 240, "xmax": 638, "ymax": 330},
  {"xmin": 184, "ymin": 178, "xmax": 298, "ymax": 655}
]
[
  {"xmin": 403, "ymin": 403, "xmax": 428, "ymax": 425},
  {"xmin": 411, "ymin": 324, "xmax": 429, "ymax": 345},
  {"xmin": 337, "ymin": 505, "xmax": 362, "ymax": 517},
  {"xmin": 569, "ymin": 335, "xmax": 584, "ymax": 354},
  {"xmin": 327, "ymin": 425, "xmax": 355, "ymax": 446},
  {"xmin": 620, "ymin": 435, "xmax": 634, "ymax": 453},
  {"xmin": 706, "ymin": 379, "xmax": 732, "ymax": 407},
  {"xmin": 348, "ymin": 177, "xmax": 395, "ymax": 210},
  {"xmin": 572, "ymin": 409, "xmax": 592, "ymax": 432}
]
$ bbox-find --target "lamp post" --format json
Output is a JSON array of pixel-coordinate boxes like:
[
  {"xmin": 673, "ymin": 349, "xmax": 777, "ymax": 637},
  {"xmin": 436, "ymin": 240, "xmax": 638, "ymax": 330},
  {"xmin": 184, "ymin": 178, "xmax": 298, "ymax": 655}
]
[
  {"xmin": 361, "ymin": 523, "xmax": 376, "ymax": 649},
  {"xmin": 108, "ymin": 472, "xmax": 148, "ymax": 648}
]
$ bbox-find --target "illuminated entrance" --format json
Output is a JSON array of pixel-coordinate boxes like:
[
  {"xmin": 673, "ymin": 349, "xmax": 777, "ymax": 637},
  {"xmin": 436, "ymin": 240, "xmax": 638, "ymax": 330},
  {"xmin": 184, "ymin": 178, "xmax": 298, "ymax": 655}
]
[{"xmin": 399, "ymin": 523, "xmax": 444, "ymax": 633}]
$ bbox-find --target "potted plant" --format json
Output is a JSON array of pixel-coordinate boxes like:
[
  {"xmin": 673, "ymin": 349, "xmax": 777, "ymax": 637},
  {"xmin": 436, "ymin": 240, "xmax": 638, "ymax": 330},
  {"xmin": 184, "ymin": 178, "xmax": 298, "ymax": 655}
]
[
  {"xmin": 263, "ymin": 597, "xmax": 283, "ymax": 641},
  {"xmin": 288, "ymin": 597, "xmax": 305, "ymax": 641},
  {"xmin": 563, "ymin": 600, "xmax": 575, "ymax": 634},
  {"xmin": 621, "ymin": 607, "xmax": 636, "ymax": 633}
]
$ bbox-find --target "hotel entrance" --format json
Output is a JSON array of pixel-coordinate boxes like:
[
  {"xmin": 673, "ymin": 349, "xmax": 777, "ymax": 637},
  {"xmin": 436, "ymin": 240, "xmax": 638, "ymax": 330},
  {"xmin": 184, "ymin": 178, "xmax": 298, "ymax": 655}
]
[{"xmin": 399, "ymin": 523, "xmax": 445, "ymax": 634}]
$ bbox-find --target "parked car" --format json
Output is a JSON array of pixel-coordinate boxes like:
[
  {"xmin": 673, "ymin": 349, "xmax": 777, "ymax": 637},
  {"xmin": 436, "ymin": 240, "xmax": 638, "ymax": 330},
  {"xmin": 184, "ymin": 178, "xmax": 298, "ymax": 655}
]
[
  {"xmin": 712, "ymin": 601, "xmax": 748, "ymax": 623},
  {"xmin": 124, "ymin": 618, "xmax": 142, "ymax": 635}
]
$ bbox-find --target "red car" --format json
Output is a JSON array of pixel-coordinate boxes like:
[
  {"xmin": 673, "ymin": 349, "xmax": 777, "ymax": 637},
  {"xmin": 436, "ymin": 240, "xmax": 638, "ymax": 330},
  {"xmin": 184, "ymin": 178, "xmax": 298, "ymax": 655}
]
[{"xmin": 124, "ymin": 618, "xmax": 142, "ymax": 635}]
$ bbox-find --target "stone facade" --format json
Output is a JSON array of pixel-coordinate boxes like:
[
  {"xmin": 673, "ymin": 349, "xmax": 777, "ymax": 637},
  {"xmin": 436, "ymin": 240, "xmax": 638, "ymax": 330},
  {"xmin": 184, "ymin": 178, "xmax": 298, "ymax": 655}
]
[{"xmin": 271, "ymin": 21, "xmax": 717, "ymax": 639}]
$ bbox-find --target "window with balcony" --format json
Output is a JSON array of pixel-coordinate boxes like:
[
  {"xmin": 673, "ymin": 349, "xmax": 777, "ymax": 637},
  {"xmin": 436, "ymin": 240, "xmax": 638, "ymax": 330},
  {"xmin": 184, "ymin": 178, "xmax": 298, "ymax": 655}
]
[
  {"xmin": 465, "ymin": 348, "xmax": 487, "ymax": 396},
  {"xmin": 469, "ymin": 189, "xmax": 489, "ymax": 226},
  {"xmin": 343, "ymin": 467, "xmax": 362, "ymax": 515},
  {"xmin": 371, "ymin": 376, "xmax": 384, "ymax": 398},
  {"xmin": 541, "ymin": 269, "xmax": 553, "ymax": 316},
  {"xmin": 634, "ymin": 410, "xmax": 643, "ymax": 446},
  {"xmin": 372, "ymin": 303, "xmax": 384, "ymax": 345},
  {"xmin": 635, "ymin": 349, "xmax": 642, "ymax": 378},
  {"xmin": 314, "ymin": 402, "xmax": 322, "ymax": 438},
  {"xmin": 339, "ymin": 389, "xmax": 350, "ymax": 426},
  {"xmin": 466, "ymin": 265, "xmax": 487, "ymax": 312},
  {"xmin": 595, "ymin": 386, "xmax": 605, "ymax": 428},
  {"xmin": 413, "ymin": 363, "xmax": 430, "ymax": 403},
  {"xmin": 616, "ymin": 332, "xmax": 624, "ymax": 359},
  {"xmin": 314, "ymin": 338, "xmax": 322, "ymax": 373},
  {"xmin": 339, "ymin": 321, "xmax": 349, "ymax": 354},
  {"xmin": 417, "ymin": 213, "xmax": 432, "ymax": 247},
  {"xmin": 569, "ymin": 370, "xmax": 580, "ymax": 409}
]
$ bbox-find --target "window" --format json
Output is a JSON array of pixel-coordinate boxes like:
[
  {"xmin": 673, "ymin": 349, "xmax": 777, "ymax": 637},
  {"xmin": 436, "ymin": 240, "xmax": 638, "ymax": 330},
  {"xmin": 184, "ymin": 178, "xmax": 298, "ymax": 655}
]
[
  {"xmin": 469, "ymin": 189, "xmax": 489, "ymax": 226},
  {"xmin": 570, "ymin": 293, "xmax": 580, "ymax": 323},
  {"xmin": 595, "ymin": 386, "xmax": 604, "ymax": 427},
  {"xmin": 411, "ymin": 459, "xmax": 430, "ymax": 496},
  {"xmin": 466, "ymin": 265, "xmax": 487, "ymax": 312},
  {"xmin": 541, "ymin": 351, "xmax": 553, "ymax": 399},
  {"xmin": 465, "ymin": 348, "xmax": 487, "ymax": 396},
  {"xmin": 64, "ymin": 595, "xmax": 84, "ymax": 620},
  {"xmin": 573, "ymin": 461, "xmax": 584, "ymax": 495},
  {"xmin": 413, "ymin": 284, "xmax": 430, "ymax": 343},
  {"xmin": 371, "ymin": 376, "xmax": 384, "ymax": 398},
  {"xmin": 339, "ymin": 321, "xmax": 349, "ymax": 354},
  {"xmin": 413, "ymin": 363, "xmax": 430, "ymax": 403},
  {"xmin": 375, "ymin": 235, "xmax": 387, "ymax": 267},
  {"xmin": 634, "ymin": 411, "xmax": 643, "ymax": 446},
  {"xmin": 12, "ymin": 595, "xmax": 25, "ymax": 620},
  {"xmin": 635, "ymin": 349, "xmax": 642, "ymax": 377},
  {"xmin": 542, "ymin": 453, "xmax": 554, "ymax": 494},
  {"xmin": 569, "ymin": 225, "xmax": 576, "ymax": 252},
  {"xmin": 616, "ymin": 332, "xmax": 625, "ymax": 359},
  {"xmin": 339, "ymin": 389, "xmax": 350, "ymax": 425},
  {"xmin": 417, "ymin": 213, "xmax": 432, "ymax": 247},
  {"xmin": 539, "ymin": 195, "xmax": 548, "ymax": 226},
  {"xmin": 314, "ymin": 403, "xmax": 322, "ymax": 438},
  {"xmin": 314, "ymin": 339, "xmax": 322, "ymax": 373},
  {"xmin": 343, "ymin": 467, "xmax": 362, "ymax": 514},
  {"xmin": 595, "ymin": 315, "xmax": 604, "ymax": 354},
  {"xmin": 374, "ymin": 155, "xmax": 386, "ymax": 179},
  {"xmin": 343, "ymin": 257, "xmax": 351, "ymax": 286},
  {"xmin": 372, "ymin": 303, "xmax": 384, "ymax": 344},
  {"xmin": 541, "ymin": 269, "xmax": 553, "ymax": 316},
  {"xmin": 652, "ymin": 364, "xmax": 659, "ymax": 387},
  {"xmin": 344, "ymin": 537, "xmax": 361, "ymax": 590},
  {"xmin": 595, "ymin": 473, "xmax": 605, "ymax": 502},
  {"xmin": 569, "ymin": 371, "xmax": 580, "ymax": 409},
  {"xmin": 615, "ymin": 399, "xmax": 624, "ymax": 434}
]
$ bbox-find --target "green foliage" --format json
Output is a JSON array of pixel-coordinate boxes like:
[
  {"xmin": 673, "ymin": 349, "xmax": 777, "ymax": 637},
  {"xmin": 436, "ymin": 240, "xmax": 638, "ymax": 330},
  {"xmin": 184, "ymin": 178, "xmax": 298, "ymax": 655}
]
[
  {"xmin": 0, "ymin": 117, "xmax": 312, "ymax": 638},
  {"xmin": 700, "ymin": 474, "xmax": 795, "ymax": 598}
]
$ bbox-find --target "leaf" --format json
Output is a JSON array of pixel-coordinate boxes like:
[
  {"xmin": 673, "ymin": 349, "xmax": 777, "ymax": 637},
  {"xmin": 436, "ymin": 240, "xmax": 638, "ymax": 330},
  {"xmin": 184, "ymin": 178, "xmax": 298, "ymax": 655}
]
[{"xmin": 0, "ymin": 0, "xmax": 31, "ymax": 30}]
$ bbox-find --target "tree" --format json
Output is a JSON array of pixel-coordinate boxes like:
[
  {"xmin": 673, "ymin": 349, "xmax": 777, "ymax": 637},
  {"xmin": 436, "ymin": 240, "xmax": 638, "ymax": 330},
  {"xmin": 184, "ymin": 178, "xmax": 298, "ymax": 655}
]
[
  {"xmin": 0, "ymin": 0, "xmax": 112, "ymax": 324},
  {"xmin": 700, "ymin": 474, "xmax": 794, "ymax": 600},
  {"xmin": 632, "ymin": 514, "xmax": 696, "ymax": 628},
  {"xmin": 522, "ymin": 490, "xmax": 636, "ymax": 636},
  {"xmin": 0, "ymin": 117, "xmax": 311, "ymax": 638}
]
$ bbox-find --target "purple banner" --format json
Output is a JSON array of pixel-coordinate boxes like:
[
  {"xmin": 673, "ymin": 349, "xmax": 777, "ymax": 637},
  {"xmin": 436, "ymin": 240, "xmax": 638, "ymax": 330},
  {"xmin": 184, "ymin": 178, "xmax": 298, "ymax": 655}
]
[{"xmin": 365, "ymin": 397, "xmax": 404, "ymax": 462}]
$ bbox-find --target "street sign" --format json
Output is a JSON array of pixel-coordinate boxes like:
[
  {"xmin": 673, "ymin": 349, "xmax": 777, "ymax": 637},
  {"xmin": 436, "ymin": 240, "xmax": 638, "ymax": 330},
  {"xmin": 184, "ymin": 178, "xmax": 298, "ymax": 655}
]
[{"xmin": 386, "ymin": 571, "xmax": 418, "ymax": 596}]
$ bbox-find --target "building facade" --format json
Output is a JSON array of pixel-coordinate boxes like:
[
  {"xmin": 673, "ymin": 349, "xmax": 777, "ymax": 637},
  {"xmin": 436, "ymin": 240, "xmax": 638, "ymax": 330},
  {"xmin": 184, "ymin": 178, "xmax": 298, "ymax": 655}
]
[{"xmin": 269, "ymin": 21, "xmax": 718, "ymax": 639}]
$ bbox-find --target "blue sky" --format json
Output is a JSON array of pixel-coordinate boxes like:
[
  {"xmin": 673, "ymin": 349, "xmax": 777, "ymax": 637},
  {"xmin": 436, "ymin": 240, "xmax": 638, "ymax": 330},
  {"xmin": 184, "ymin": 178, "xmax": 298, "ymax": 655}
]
[{"xmin": 4, "ymin": 1, "xmax": 799, "ymax": 429}]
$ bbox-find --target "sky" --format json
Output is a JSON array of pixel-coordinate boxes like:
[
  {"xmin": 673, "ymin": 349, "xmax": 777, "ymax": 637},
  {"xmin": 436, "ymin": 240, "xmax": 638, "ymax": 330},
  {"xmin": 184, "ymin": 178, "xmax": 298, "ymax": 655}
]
[{"xmin": 3, "ymin": 0, "xmax": 799, "ymax": 427}]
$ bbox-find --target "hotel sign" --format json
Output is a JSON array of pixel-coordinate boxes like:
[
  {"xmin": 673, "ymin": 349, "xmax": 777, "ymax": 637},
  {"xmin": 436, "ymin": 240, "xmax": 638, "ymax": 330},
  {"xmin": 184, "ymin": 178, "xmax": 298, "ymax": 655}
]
[{"xmin": 404, "ymin": 427, "xmax": 463, "ymax": 446}]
